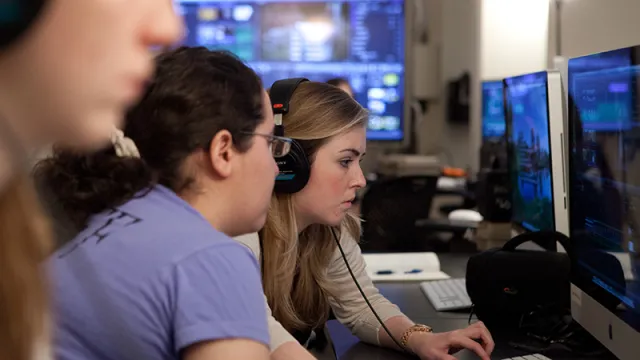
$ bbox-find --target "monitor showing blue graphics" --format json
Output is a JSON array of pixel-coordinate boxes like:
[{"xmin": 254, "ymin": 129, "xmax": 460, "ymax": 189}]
[
  {"xmin": 568, "ymin": 47, "xmax": 633, "ymax": 131},
  {"xmin": 175, "ymin": 0, "xmax": 407, "ymax": 141},
  {"xmin": 568, "ymin": 45, "xmax": 640, "ymax": 348},
  {"xmin": 482, "ymin": 80, "xmax": 506, "ymax": 141},
  {"xmin": 504, "ymin": 71, "xmax": 555, "ymax": 232}
]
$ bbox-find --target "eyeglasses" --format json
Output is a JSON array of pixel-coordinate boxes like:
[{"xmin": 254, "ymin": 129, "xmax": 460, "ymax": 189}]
[{"xmin": 242, "ymin": 132, "xmax": 293, "ymax": 158}]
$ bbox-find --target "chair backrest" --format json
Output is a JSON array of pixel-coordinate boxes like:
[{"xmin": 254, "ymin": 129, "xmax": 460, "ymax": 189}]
[{"xmin": 360, "ymin": 175, "xmax": 439, "ymax": 252}]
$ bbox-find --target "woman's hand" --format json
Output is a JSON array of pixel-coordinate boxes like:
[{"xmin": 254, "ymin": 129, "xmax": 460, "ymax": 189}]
[{"xmin": 408, "ymin": 321, "xmax": 495, "ymax": 360}]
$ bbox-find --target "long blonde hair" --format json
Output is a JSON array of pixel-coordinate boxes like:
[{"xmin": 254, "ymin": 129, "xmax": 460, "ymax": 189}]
[
  {"xmin": 260, "ymin": 82, "xmax": 367, "ymax": 332},
  {"xmin": 0, "ymin": 175, "xmax": 51, "ymax": 360}
]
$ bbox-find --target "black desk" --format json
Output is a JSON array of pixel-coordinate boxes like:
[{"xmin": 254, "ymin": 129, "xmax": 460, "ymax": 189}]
[{"xmin": 321, "ymin": 254, "xmax": 591, "ymax": 360}]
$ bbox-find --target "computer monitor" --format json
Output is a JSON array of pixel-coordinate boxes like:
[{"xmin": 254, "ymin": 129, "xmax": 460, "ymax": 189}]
[
  {"xmin": 482, "ymin": 80, "xmax": 506, "ymax": 142},
  {"xmin": 504, "ymin": 70, "xmax": 567, "ymax": 244},
  {"xmin": 175, "ymin": 0, "xmax": 409, "ymax": 144},
  {"xmin": 479, "ymin": 80, "xmax": 508, "ymax": 170},
  {"xmin": 567, "ymin": 45, "xmax": 639, "ymax": 360}
]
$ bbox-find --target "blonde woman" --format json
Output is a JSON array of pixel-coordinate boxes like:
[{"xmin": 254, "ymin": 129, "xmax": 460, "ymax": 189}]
[
  {"xmin": 236, "ymin": 81, "xmax": 495, "ymax": 360},
  {"xmin": 0, "ymin": 1, "xmax": 182, "ymax": 359}
]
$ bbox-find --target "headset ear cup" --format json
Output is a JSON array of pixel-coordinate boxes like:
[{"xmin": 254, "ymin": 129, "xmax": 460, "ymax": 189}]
[
  {"xmin": 0, "ymin": 0, "xmax": 46, "ymax": 50},
  {"xmin": 274, "ymin": 140, "xmax": 310, "ymax": 194}
]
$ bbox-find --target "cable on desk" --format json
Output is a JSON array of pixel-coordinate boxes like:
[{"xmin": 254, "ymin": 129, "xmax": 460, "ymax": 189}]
[{"xmin": 468, "ymin": 304, "xmax": 476, "ymax": 325}]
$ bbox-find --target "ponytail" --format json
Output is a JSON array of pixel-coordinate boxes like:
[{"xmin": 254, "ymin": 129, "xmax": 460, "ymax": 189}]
[{"xmin": 33, "ymin": 130, "xmax": 154, "ymax": 231}]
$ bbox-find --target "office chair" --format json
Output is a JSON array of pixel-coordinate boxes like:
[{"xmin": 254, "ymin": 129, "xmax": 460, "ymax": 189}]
[{"xmin": 360, "ymin": 175, "xmax": 444, "ymax": 253}]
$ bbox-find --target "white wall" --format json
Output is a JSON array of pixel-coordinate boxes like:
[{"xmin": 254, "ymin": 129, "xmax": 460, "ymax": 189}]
[
  {"xmin": 439, "ymin": 0, "xmax": 479, "ymax": 167},
  {"xmin": 479, "ymin": 0, "xmax": 550, "ymax": 79},
  {"xmin": 468, "ymin": 0, "xmax": 551, "ymax": 171},
  {"xmin": 559, "ymin": 0, "xmax": 640, "ymax": 58},
  {"xmin": 442, "ymin": 0, "xmax": 477, "ymax": 82},
  {"xmin": 415, "ymin": 0, "xmax": 445, "ymax": 156}
]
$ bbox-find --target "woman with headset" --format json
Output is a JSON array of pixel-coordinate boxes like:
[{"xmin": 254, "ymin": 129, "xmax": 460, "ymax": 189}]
[
  {"xmin": 235, "ymin": 79, "xmax": 495, "ymax": 360},
  {"xmin": 35, "ymin": 47, "xmax": 279, "ymax": 359},
  {"xmin": 0, "ymin": 1, "xmax": 181, "ymax": 359}
]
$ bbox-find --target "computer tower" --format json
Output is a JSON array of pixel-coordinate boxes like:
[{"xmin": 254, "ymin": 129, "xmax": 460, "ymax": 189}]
[{"xmin": 476, "ymin": 168, "xmax": 511, "ymax": 223}]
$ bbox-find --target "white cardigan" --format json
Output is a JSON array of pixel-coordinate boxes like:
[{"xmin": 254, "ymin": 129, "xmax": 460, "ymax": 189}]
[{"xmin": 234, "ymin": 232, "xmax": 404, "ymax": 352}]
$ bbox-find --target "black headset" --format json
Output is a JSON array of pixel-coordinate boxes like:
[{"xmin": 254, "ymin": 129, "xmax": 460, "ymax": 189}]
[
  {"xmin": 270, "ymin": 77, "xmax": 311, "ymax": 194},
  {"xmin": 0, "ymin": 0, "xmax": 45, "ymax": 50}
]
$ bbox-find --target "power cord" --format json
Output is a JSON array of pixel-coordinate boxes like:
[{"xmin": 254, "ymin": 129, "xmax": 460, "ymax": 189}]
[
  {"xmin": 329, "ymin": 227, "xmax": 408, "ymax": 353},
  {"xmin": 468, "ymin": 304, "xmax": 476, "ymax": 325}
]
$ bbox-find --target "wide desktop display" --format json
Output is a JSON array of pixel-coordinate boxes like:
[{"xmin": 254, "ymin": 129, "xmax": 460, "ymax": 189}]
[
  {"xmin": 568, "ymin": 46, "xmax": 640, "ymax": 359},
  {"xmin": 504, "ymin": 71, "xmax": 555, "ymax": 233},
  {"xmin": 175, "ymin": 0, "xmax": 407, "ymax": 141},
  {"xmin": 481, "ymin": 80, "xmax": 506, "ymax": 141}
]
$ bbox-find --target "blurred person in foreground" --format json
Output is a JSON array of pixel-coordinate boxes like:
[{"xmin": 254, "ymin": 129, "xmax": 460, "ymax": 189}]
[{"xmin": 0, "ymin": 1, "xmax": 182, "ymax": 359}]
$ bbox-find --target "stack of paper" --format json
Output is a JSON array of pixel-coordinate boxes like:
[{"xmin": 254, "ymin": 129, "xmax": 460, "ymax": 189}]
[{"xmin": 362, "ymin": 252, "xmax": 450, "ymax": 282}]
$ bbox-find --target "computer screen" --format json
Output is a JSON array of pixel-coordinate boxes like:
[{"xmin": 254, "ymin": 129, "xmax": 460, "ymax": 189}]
[
  {"xmin": 482, "ymin": 80, "xmax": 506, "ymax": 141},
  {"xmin": 175, "ymin": 0, "xmax": 407, "ymax": 141},
  {"xmin": 504, "ymin": 71, "xmax": 555, "ymax": 233},
  {"xmin": 569, "ymin": 47, "xmax": 633, "ymax": 131},
  {"xmin": 568, "ymin": 46, "xmax": 640, "ymax": 348}
]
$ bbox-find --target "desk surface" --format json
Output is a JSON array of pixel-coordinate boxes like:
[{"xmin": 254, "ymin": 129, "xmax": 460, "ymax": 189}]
[{"xmin": 321, "ymin": 253, "xmax": 597, "ymax": 360}]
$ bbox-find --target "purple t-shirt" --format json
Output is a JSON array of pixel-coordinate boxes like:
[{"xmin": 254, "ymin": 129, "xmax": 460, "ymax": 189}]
[{"xmin": 48, "ymin": 185, "xmax": 269, "ymax": 359}]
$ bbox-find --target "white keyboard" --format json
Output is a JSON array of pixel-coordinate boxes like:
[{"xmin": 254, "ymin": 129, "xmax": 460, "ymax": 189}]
[
  {"xmin": 420, "ymin": 278, "xmax": 472, "ymax": 311},
  {"xmin": 501, "ymin": 354, "xmax": 552, "ymax": 360}
]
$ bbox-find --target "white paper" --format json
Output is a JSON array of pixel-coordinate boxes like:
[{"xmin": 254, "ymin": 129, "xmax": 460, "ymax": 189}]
[
  {"xmin": 362, "ymin": 252, "xmax": 450, "ymax": 282},
  {"xmin": 608, "ymin": 252, "xmax": 635, "ymax": 281}
]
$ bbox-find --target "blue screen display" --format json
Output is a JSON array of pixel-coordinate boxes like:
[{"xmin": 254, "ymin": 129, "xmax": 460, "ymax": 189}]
[
  {"xmin": 175, "ymin": 0, "xmax": 406, "ymax": 141},
  {"xmin": 569, "ymin": 48, "xmax": 633, "ymax": 131},
  {"xmin": 482, "ymin": 80, "xmax": 506, "ymax": 141},
  {"xmin": 505, "ymin": 71, "xmax": 554, "ymax": 232},
  {"xmin": 568, "ymin": 46, "xmax": 640, "ymax": 332}
]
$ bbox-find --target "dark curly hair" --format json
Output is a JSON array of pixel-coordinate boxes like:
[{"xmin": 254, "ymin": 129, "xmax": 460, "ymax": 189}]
[{"xmin": 34, "ymin": 47, "xmax": 265, "ymax": 232}]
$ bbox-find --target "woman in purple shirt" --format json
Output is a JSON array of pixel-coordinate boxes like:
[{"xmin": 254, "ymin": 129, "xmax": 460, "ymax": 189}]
[{"xmin": 35, "ymin": 47, "xmax": 290, "ymax": 360}]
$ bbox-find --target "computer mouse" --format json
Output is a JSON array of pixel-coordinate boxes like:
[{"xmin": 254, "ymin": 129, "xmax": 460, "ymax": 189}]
[{"xmin": 449, "ymin": 209, "xmax": 484, "ymax": 222}]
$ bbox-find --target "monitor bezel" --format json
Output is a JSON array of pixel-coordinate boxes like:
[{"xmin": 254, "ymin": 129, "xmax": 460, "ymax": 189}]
[
  {"xmin": 547, "ymin": 71, "xmax": 569, "ymax": 237},
  {"xmin": 504, "ymin": 70, "xmax": 557, "ymax": 251},
  {"xmin": 567, "ymin": 46, "xmax": 640, "ymax": 360}
]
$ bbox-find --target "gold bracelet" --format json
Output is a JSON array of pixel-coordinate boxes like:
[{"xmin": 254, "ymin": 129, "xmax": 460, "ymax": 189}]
[{"xmin": 400, "ymin": 324, "xmax": 433, "ymax": 349}]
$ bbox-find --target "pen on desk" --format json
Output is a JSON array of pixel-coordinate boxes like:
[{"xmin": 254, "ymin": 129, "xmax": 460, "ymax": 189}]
[{"xmin": 375, "ymin": 270, "xmax": 394, "ymax": 275}]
